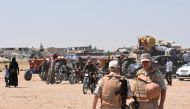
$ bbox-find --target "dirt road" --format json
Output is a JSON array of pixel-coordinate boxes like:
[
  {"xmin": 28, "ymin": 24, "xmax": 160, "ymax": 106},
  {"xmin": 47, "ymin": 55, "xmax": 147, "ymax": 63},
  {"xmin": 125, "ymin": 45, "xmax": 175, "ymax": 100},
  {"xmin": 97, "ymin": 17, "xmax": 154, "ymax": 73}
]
[{"xmin": 0, "ymin": 72, "xmax": 190, "ymax": 109}]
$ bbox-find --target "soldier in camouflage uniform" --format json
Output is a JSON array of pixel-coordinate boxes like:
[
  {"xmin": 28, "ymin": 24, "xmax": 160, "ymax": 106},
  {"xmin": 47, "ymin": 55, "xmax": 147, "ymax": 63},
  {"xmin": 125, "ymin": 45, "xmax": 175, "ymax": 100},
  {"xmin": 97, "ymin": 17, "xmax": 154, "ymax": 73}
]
[
  {"xmin": 93, "ymin": 60, "xmax": 132, "ymax": 109},
  {"xmin": 132, "ymin": 53, "xmax": 167, "ymax": 109}
]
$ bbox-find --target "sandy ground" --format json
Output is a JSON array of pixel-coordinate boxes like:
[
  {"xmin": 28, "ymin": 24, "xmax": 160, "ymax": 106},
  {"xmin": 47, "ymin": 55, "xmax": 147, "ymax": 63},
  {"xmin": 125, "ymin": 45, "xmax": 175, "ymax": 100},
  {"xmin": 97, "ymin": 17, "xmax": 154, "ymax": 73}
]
[
  {"xmin": 0, "ymin": 61, "xmax": 29, "ymax": 72},
  {"xmin": 0, "ymin": 71, "xmax": 190, "ymax": 109}
]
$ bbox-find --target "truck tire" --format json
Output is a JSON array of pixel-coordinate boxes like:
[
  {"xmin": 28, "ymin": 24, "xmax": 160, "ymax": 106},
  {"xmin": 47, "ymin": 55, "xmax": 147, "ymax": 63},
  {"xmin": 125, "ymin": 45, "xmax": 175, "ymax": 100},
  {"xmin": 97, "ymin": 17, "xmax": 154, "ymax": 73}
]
[{"xmin": 24, "ymin": 70, "xmax": 32, "ymax": 81}]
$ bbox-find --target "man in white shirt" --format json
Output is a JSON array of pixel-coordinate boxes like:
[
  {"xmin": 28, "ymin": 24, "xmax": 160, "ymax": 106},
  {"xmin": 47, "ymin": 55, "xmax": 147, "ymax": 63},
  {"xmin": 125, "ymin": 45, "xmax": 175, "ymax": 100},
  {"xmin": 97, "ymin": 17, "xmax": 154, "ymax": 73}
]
[
  {"xmin": 165, "ymin": 58, "xmax": 173, "ymax": 86},
  {"xmin": 183, "ymin": 51, "xmax": 190, "ymax": 64}
]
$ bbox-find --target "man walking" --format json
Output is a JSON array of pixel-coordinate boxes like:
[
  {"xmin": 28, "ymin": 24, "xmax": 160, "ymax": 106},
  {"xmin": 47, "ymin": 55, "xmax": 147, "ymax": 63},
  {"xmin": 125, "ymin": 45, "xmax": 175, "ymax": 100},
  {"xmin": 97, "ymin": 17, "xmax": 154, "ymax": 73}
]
[{"xmin": 165, "ymin": 58, "xmax": 173, "ymax": 86}]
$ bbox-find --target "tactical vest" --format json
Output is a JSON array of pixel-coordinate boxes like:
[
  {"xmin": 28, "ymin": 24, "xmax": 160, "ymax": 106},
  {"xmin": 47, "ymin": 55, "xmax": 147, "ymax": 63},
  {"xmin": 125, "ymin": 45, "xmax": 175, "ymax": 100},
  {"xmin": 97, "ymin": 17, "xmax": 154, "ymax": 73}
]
[
  {"xmin": 101, "ymin": 72, "xmax": 123, "ymax": 108},
  {"xmin": 133, "ymin": 69, "xmax": 161, "ymax": 102}
]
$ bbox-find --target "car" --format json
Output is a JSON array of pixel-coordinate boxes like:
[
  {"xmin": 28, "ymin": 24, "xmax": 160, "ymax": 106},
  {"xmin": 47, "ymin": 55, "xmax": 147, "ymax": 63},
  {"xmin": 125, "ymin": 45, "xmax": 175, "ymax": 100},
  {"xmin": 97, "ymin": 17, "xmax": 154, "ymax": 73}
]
[{"xmin": 176, "ymin": 62, "xmax": 190, "ymax": 81}]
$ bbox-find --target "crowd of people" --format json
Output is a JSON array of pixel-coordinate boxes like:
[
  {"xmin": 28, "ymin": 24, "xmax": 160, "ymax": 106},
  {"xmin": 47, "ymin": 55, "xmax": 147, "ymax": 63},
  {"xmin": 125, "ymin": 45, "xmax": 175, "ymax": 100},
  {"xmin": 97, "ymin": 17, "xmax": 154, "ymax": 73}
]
[
  {"xmin": 91, "ymin": 51, "xmax": 190, "ymax": 109},
  {"xmin": 93, "ymin": 53, "xmax": 166, "ymax": 109},
  {"xmin": 38, "ymin": 54, "xmax": 107, "ymax": 85},
  {"xmin": 2, "ymin": 50, "xmax": 190, "ymax": 109}
]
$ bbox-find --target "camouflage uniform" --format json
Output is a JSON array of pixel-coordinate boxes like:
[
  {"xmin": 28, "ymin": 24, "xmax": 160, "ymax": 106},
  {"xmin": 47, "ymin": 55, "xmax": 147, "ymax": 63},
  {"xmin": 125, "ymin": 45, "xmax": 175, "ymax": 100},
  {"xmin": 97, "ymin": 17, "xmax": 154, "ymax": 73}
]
[
  {"xmin": 94, "ymin": 72, "xmax": 132, "ymax": 109},
  {"xmin": 132, "ymin": 68, "xmax": 167, "ymax": 109}
]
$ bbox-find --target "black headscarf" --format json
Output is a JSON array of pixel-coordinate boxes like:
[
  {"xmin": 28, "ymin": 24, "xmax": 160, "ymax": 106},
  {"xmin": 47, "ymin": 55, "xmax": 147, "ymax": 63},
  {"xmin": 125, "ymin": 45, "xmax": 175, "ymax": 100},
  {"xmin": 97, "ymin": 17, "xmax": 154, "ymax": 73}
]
[
  {"xmin": 12, "ymin": 57, "xmax": 16, "ymax": 63},
  {"xmin": 9, "ymin": 57, "xmax": 18, "ymax": 71}
]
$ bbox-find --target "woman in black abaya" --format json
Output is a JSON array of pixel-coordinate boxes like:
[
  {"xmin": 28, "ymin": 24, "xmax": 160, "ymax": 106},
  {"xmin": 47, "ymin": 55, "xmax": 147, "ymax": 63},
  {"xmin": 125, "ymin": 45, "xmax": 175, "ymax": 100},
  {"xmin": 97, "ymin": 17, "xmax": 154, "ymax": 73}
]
[{"xmin": 8, "ymin": 57, "xmax": 19, "ymax": 87}]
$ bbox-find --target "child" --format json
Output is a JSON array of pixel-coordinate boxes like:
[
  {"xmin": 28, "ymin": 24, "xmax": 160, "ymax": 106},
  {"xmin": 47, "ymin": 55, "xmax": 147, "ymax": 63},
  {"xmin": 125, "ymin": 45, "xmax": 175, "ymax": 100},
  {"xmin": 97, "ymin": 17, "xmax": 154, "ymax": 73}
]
[{"xmin": 3, "ymin": 65, "xmax": 9, "ymax": 87}]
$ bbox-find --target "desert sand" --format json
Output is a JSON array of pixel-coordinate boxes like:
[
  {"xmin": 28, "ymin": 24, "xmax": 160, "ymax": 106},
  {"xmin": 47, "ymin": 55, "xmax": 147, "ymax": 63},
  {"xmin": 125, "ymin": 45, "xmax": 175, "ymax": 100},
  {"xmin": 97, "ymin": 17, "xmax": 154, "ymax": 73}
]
[{"xmin": 0, "ymin": 71, "xmax": 190, "ymax": 109}]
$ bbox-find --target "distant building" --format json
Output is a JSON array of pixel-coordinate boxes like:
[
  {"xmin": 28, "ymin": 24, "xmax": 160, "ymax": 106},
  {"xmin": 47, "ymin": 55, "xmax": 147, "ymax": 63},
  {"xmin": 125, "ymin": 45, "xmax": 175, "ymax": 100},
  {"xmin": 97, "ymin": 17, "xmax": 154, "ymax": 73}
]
[
  {"xmin": 45, "ymin": 45, "xmax": 103, "ymax": 54},
  {"xmin": 18, "ymin": 47, "xmax": 29, "ymax": 52}
]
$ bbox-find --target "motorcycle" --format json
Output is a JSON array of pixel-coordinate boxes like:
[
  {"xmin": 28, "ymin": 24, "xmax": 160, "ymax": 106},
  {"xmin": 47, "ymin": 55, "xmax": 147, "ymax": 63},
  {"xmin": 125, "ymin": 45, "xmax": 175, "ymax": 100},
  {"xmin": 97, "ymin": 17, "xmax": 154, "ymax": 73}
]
[
  {"xmin": 69, "ymin": 68, "xmax": 83, "ymax": 84},
  {"xmin": 55, "ymin": 65, "xmax": 72, "ymax": 84},
  {"xmin": 68, "ymin": 69, "xmax": 77, "ymax": 84},
  {"xmin": 82, "ymin": 71, "xmax": 96, "ymax": 94},
  {"xmin": 97, "ymin": 69, "xmax": 107, "ymax": 81}
]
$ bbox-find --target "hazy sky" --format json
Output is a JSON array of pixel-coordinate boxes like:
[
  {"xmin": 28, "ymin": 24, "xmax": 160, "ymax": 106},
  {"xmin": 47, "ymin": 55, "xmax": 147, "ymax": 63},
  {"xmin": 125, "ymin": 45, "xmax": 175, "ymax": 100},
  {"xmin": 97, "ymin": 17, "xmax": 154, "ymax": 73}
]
[{"xmin": 0, "ymin": 0, "xmax": 189, "ymax": 50}]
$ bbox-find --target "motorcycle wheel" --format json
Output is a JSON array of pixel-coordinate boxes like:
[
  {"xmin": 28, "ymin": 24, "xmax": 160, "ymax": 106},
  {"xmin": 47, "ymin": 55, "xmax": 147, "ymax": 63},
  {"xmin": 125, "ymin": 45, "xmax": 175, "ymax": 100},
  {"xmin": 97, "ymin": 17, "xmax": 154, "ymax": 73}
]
[
  {"xmin": 69, "ymin": 74, "xmax": 75, "ymax": 84},
  {"xmin": 90, "ymin": 82, "xmax": 96, "ymax": 94},
  {"xmin": 83, "ymin": 83, "xmax": 88, "ymax": 94},
  {"xmin": 75, "ymin": 76, "xmax": 80, "ymax": 83},
  {"xmin": 55, "ymin": 74, "xmax": 62, "ymax": 84},
  {"xmin": 62, "ymin": 74, "xmax": 68, "ymax": 81}
]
